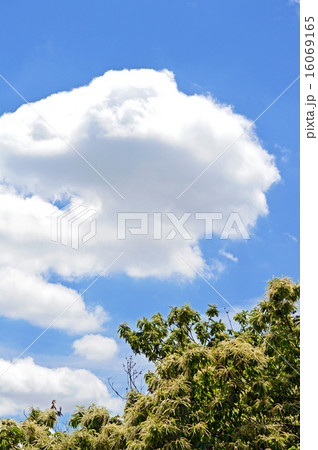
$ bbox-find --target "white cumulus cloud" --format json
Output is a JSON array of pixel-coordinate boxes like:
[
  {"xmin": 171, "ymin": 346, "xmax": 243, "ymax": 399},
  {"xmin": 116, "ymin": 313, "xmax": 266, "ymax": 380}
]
[
  {"xmin": 73, "ymin": 334, "xmax": 119, "ymax": 361},
  {"xmin": 0, "ymin": 68, "xmax": 280, "ymax": 330},
  {"xmin": 0, "ymin": 357, "xmax": 122, "ymax": 416},
  {"xmin": 0, "ymin": 266, "xmax": 107, "ymax": 334}
]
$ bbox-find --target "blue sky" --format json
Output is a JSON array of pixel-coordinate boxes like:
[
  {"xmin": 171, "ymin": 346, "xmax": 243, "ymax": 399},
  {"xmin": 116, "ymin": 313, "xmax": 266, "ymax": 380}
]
[{"xmin": 0, "ymin": 0, "xmax": 299, "ymax": 418}]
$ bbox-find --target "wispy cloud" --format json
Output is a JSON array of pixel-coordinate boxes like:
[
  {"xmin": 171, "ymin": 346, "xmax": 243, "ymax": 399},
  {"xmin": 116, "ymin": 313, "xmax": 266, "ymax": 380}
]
[
  {"xmin": 285, "ymin": 232, "xmax": 298, "ymax": 243},
  {"xmin": 274, "ymin": 143, "xmax": 291, "ymax": 163},
  {"xmin": 219, "ymin": 249, "xmax": 238, "ymax": 262}
]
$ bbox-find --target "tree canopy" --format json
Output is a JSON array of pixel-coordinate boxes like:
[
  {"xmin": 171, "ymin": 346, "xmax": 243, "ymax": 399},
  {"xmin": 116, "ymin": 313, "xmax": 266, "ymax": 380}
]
[{"xmin": 0, "ymin": 277, "xmax": 300, "ymax": 449}]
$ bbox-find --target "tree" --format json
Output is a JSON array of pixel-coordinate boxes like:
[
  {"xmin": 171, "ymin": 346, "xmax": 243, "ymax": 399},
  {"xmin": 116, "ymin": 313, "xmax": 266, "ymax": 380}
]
[
  {"xmin": 118, "ymin": 304, "xmax": 228, "ymax": 363},
  {"xmin": 120, "ymin": 277, "xmax": 300, "ymax": 449}
]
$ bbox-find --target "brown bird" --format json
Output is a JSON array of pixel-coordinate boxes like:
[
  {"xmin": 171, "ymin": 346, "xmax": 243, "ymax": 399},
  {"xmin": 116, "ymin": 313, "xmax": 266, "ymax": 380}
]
[{"xmin": 50, "ymin": 400, "xmax": 57, "ymax": 411}]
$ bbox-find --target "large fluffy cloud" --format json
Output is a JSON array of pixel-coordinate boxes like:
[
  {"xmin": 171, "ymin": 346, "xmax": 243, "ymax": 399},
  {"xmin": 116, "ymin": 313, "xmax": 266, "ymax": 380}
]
[
  {"xmin": 0, "ymin": 357, "xmax": 122, "ymax": 416},
  {"xmin": 0, "ymin": 68, "xmax": 280, "ymax": 328}
]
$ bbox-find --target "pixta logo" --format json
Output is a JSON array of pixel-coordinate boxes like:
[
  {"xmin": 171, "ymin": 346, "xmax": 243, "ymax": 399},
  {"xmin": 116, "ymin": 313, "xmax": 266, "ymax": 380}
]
[
  {"xmin": 51, "ymin": 202, "xmax": 97, "ymax": 249},
  {"xmin": 117, "ymin": 212, "xmax": 250, "ymax": 240}
]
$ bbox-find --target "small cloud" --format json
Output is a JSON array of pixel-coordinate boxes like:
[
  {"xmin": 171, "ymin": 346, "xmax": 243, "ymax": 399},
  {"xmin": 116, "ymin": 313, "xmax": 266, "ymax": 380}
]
[
  {"xmin": 274, "ymin": 144, "xmax": 291, "ymax": 163},
  {"xmin": 219, "ymin": 249, "xmax": 238, "ymax": 263},
  {"xmin": 73, "ymin": 334, "xmax": 119, "ymax": 361},
  {"xmin": 285, "ymin": 232, "xmax": 298, "ymax": 243}
]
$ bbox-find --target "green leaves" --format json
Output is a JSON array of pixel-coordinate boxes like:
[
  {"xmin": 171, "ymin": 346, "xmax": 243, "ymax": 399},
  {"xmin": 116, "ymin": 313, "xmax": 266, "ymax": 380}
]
[
  {"xmin": 118, "ymin": 303, "xmax": 230, "ymax": 364},
  {"xmin": 118, "ymin": 277, "xmax": 300, "ymax": 449},
  {"xmin": 0, "ymin": 419, "xmax": 24, "ymax": 450}
]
